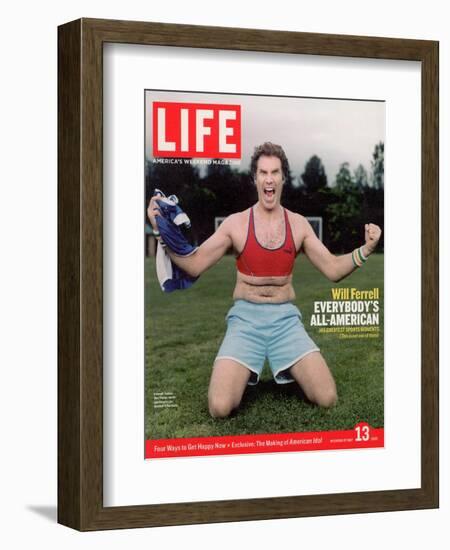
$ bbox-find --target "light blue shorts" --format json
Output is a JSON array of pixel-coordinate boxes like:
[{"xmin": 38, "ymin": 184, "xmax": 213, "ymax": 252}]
[{"xmin": 215, "ymin": 300, "xmax": 320, "ymax": 385}]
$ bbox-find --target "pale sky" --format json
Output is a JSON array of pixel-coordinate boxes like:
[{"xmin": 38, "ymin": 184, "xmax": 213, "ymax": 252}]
[{"xmin": 145, "ymin": 90, "xmax": 385, "ymax": 184}]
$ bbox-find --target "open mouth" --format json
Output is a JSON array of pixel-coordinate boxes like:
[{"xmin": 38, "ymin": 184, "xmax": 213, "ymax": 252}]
[{"xmin": 263, "ymin": 187, "xmax": 275, "ymax": 199}]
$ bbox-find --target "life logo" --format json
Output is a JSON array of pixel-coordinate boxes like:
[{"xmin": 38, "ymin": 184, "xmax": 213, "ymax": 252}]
[{"xmin": 152, "ymin": 101, "xmax": 241, "ymax": 159}]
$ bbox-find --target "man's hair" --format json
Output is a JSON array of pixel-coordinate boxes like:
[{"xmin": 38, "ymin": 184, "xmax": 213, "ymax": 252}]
[{"xmin": 250, "ymin": 142, "xmax": 290, "ymax": 181}]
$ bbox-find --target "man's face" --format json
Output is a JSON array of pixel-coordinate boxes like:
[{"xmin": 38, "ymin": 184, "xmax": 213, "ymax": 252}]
[{"xmin": 254, "ymin": 155, "xmax": 284, "ymax": 210}]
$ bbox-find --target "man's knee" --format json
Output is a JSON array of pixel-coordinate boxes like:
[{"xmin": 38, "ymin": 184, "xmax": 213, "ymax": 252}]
[
  {"xmin": 208, "ymin": 395, "xmax": 235, "ymax": 418},
  {"xmin": 315, "ymin": 386, "xmax": 338, "ymax": 408}
]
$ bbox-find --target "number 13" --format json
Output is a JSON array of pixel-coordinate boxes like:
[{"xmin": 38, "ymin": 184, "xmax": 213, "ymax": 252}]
[{"xmin": 355, "ymin": 425, "xmax": 370, "ymax": 441}]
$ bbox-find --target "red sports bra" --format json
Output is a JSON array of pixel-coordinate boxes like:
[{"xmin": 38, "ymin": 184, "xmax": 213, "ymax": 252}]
[{"xmin": 236, "ymin": 207, "xmax": 297, "ymax": 277}]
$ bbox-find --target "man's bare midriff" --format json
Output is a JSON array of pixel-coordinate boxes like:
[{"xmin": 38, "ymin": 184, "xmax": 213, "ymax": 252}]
[{"xmin": 233, "ymin": 271, "xmax": 296, "ymax": 303}]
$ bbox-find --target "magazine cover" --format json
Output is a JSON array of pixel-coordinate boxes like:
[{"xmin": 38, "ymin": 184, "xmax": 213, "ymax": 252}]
[{"xmin": 144, "ymin": 90, "xmax": 384, "ymax": 459}]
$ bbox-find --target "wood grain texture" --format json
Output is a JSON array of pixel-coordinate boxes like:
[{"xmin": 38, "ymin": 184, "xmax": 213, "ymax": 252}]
[
  {"xmin": 420, "ymin": 41, "xmax": 439, "ymax": 505},
  {"xmin": 78, "ymin": 21, "xmax": 105, "ymax": 529},
  {"xmin": 84, "ymin": 17, "xmax": 435, "ymax": 60},
  {"xmin": 57, "ymin": 18, "xmax": 439, "ymax": 531},
  {"xmin": 57, "ymin": 19, "xmax": 82, "ymax": 530}
]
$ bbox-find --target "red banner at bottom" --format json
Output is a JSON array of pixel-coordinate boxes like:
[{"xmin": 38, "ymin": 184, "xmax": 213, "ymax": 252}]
[{"xmin": 145, "ymin": 423, "xmax": 383, "ymax": 459}]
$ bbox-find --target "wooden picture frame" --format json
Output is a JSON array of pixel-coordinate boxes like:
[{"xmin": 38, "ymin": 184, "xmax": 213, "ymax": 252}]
[{"xmin": 58, "ymin": 18, "xmax": 439, "ymax": 531}]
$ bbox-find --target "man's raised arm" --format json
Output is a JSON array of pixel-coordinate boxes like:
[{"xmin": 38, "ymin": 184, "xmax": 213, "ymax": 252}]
[{"xmin": 300, "ymin": 216, "xmax": 382, "ymax": 283}]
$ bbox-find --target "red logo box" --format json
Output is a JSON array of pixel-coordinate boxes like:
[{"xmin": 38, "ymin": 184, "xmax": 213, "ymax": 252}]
[{"xmin": 152, "ymin": 101, "xmax": 241, "ymax": 159}]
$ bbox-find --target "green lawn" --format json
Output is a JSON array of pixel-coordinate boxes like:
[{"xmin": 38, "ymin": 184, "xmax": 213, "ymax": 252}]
[{"xmin": 145, "ymin": 254, "xmax": 384, "ymax": 439}]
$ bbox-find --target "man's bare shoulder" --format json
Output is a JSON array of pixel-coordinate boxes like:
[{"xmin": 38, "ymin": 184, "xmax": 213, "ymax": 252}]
[
  {"xmin": 220, "ymin": 209, "xmax": 250, "ymax": 231},
  {"xmin": 284, "ymin": 210, "xmax": 312, "ymax": 252},
  {"xmin": 285, "ymin": 209, "xmax": 308, "ymax": 230}
]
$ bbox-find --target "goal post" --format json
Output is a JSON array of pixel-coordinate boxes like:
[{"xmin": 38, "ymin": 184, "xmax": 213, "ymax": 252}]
[{"xmin": 306, "ymin": 216, "xmax": 323, "ymax": 241}]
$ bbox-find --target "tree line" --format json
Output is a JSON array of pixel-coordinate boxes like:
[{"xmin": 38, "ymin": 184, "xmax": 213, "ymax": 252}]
[{"xmin": 145, "ymin": 142, "xmax": 384, "ymax": 253}]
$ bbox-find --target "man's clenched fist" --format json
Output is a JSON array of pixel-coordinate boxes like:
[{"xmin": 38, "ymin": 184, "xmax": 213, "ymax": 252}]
[{"xmin": 364, "ymin": 223, "xmax": 382, "ymax": 253}]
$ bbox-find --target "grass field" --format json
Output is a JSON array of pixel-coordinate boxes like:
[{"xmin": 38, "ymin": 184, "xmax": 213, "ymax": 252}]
[{"xmin": 145, "ymin": 254, "xmax": 384, "ymax": 439}]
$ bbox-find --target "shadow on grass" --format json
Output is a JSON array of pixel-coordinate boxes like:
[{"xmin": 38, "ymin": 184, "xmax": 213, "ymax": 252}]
[{"xmin": 239, "ymin": 379, "xmax": 311, "ymax": 410}]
